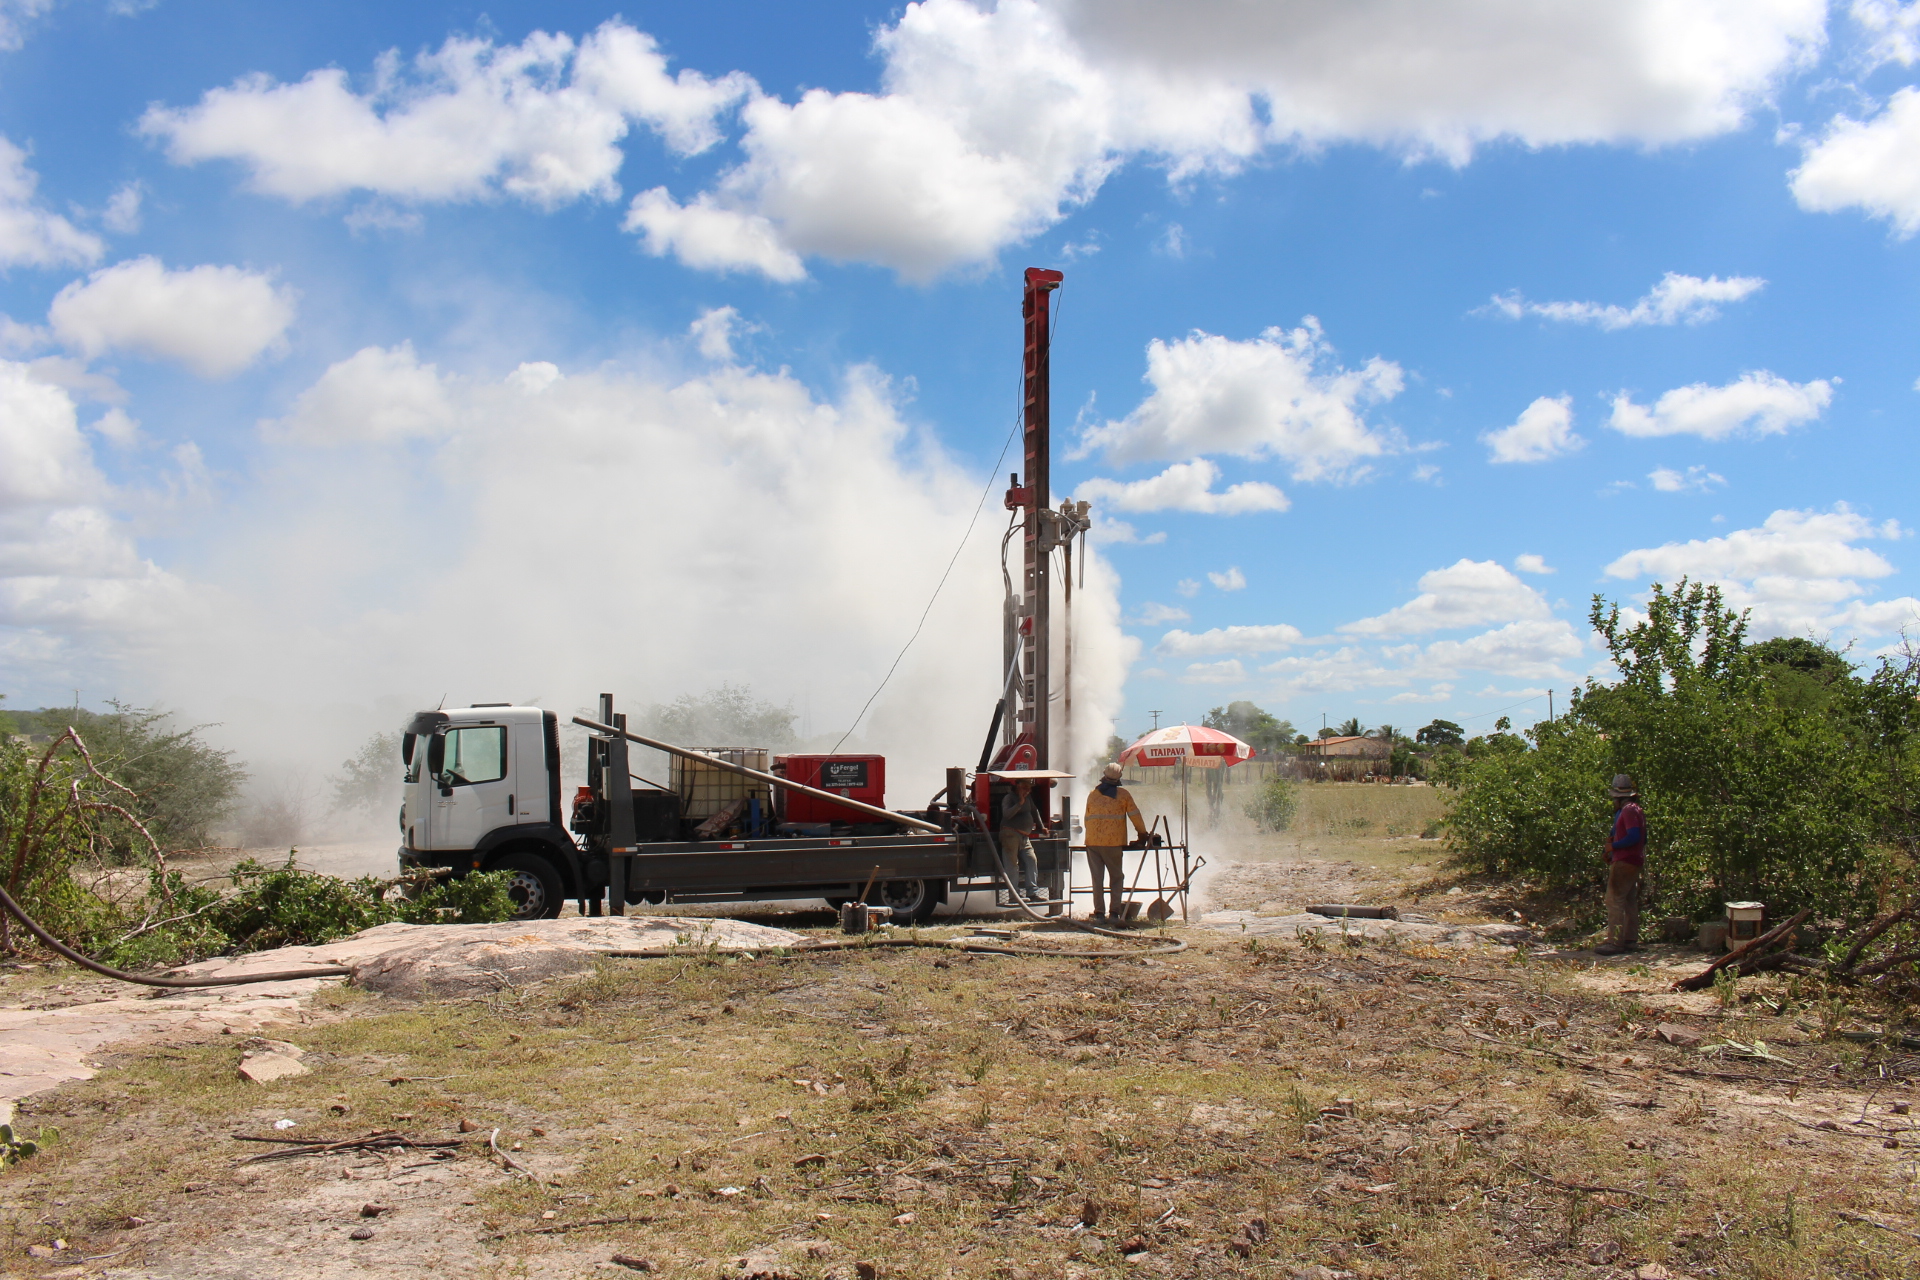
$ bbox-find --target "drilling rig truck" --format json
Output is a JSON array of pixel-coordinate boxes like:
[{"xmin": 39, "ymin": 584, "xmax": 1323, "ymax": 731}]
[{"xmin": 396, "ymin": 270, "xmax": 1088, "ymax": 923}]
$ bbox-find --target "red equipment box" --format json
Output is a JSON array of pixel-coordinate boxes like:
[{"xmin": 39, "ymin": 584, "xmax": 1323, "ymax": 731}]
[{"xmin": 777, "ymin": 754, "xmax": 886, "ymax": 824}]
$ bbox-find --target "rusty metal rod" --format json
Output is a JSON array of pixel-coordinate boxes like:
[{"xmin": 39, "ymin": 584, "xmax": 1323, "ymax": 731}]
[{"xmin": 570, "ymin": 716, "xmax": 944, "ymax": 835}]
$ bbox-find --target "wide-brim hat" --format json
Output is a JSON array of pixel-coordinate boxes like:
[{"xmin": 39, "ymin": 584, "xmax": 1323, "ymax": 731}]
[
  {"xmin": 1607, "ymin": 773, "xmax": 1638, "ymax": 798},
  {"xmin": 1102, "ymin": 762, "xmax": 1124, "ymax": 779}
]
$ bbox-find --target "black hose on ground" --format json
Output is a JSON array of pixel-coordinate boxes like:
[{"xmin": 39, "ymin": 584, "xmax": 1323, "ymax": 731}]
[
  {"xmin": 0, "ymin": 881, "xmax": 352, "ymax": 989},
  {"xmin": 977, "ymin": 829, "xmax": 1186, "ymax": 955}
]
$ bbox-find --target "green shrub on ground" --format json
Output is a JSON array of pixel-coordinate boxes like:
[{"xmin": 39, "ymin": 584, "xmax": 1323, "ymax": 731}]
[
  {"xmin": 212, "ymin": 857, "xmax": 516, "ymax": 952},
  {"xmin": 1245, "ymin": 777, "xmax": 1299, "ymax": 832}
]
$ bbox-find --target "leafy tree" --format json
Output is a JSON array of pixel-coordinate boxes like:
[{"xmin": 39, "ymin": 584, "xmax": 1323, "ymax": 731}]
[
  {"xmin": 1446, "ymin": 580, "xmax": 1896, "ymax": 921},
  {"xmin": 331, "ymin": 732, "xmax": 403, "ymax": 819},
  {"xmin": 1335, "ymin": 716, "xmax": 1364, "ymax": 738},
  {"xmin": 1201, "ymin": 701, "xmax": 1295, "ymax": 756},
  {"xmin": 1747, "ymin": 636, "xmax": 1859, "ymax": 713},
  {"xmin": 1416, "ymin": 720, "xmax": 1465, "ymax": 747},
  {"xmin": 646, "ymin": 684, "xmax": 796, "ymax": 747},
  {"xmin": 5, "ymin": 703, "xmax": 244, "ymax": 854}
]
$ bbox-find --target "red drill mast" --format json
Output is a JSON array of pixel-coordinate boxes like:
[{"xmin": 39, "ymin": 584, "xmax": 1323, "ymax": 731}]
[{"xmin": 1000, "ymin": 267, "xmax": 1064, "ymax": 770}]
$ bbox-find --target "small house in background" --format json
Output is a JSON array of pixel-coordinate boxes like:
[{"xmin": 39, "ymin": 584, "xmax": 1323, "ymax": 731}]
[{"xmin": 1304, "ymin": 735, "xmax": 1391, "ymax": 760}]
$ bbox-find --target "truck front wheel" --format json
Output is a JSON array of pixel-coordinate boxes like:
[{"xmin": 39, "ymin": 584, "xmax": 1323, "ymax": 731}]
[{"xmin": 487, "ymin": 851, "xmax": 565, "ymax": 920}]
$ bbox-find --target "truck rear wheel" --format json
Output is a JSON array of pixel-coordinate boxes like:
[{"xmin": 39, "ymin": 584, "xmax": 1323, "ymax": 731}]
[
  {"xmin": 487, "ymin": 851, "xmax": 564, "ymax": 920},
  {"xmin": 870, "ymin": 878, "xmax": 941, "ymax": 924}
]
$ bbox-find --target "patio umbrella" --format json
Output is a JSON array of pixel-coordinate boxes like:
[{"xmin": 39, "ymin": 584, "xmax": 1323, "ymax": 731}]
[{"xmin": 1119, "ymin": 724, "xmax": 1256, "ymax": 769}]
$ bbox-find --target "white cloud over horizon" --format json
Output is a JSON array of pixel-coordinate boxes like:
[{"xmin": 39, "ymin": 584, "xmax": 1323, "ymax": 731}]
[
  {"xmin": 1341, "ymin": 558, "xmax": 1551, "ymax": 637},
  {"xmin": 1605, "ymin": 504, "xmax": 1917, "ymax": 641}
]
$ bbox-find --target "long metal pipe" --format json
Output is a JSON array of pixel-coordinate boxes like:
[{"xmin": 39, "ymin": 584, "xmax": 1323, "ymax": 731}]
[{"xmin": 570, "ymin": 716, "xmax": 944, "ymax": 835}]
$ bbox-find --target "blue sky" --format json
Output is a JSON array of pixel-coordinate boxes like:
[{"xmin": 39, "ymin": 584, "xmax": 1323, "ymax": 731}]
[{"xmin": 4, "ymin": 0, "xmax": 1920, "ymax": 776}]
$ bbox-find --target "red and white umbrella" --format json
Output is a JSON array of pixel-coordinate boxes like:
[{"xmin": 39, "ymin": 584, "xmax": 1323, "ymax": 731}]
[{"xmin": 1119, "ymin": 724, "xmax": 1255, "ymax": 769}]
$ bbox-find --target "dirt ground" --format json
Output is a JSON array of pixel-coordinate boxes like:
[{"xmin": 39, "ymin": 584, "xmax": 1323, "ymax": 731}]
[{"xmin": 1, "ymin": 786, "xmax": 1917, "ymax": 1279}]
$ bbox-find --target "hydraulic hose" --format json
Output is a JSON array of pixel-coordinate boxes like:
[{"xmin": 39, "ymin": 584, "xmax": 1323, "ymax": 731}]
[
  {"xmin": 0, "ymin": 881, "xmax": 352, "ymax": 989},
  {"xmin": 978, "ymin": 827, "xmax": 1186, "ymax": 955}
]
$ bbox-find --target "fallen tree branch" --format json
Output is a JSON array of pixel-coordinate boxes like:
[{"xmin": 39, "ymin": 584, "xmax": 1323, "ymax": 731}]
[
  {"xmin": 1507, "ymin": 1162, "xmax": 1663, "ymax": 1201},
  {"xmin": 1837, "ymin": 1209, "xmax": 1920, "ymax": 1244},
  {"xmin": 489, "ymin": 1126, "xmax": 548, "ymax": 1190},
  {"xmin": 232, "ymin": 1129, "xmax": 468, "ymax": 1163},
  {"xmin": 1673, "ymin": 908, "xmax": 1811, "ymax": 991}
]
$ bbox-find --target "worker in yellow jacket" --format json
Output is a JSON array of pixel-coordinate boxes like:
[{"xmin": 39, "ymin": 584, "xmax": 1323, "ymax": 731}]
[{"xmin": 1084, "ymin": 762, "xmax": 1153, "ymax": 921}]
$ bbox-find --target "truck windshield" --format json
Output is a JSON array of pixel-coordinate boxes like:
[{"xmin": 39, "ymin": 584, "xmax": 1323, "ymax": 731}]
[{"xmin": 441, "ymin": 726, "xmax": 507, "ymax": 786}]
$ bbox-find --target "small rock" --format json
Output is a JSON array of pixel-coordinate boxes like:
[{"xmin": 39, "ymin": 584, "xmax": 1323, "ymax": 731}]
[
  {"xmin": 855, "ymin": 1263, "xmax": 877, "ymax": 1280},
  {"xmin": 1080, "ymin": 1199, "xmax": 1100, "ymax": 1227},
  {"xmin": 1635, "ymin": 1265, "xmax": 1672, "ymax": 1280},
  {"xmin": 273, "ymin": 1118, "xmax": 297, "ymax": 1130},
  {"xmin": 361, "ymin": 1203, "xmax": 391, "ymax": 1218},
  {"xmin": 806, "ymin": 1243, "xmax": 833, "ymax": 1260},
  {"xmin": 328, "ymin": 1100, "xmax": 351, "ymax": 1115},
  {"xmin": 122, "ymin": 1216, "xmax": 148, "ymax": 1229},
  {"xmin": 1588, "ymin": 1240, "xmax": 1622, "ymax": 1264},
  {"xmin": 1655, "ymin": 1024, "xmax": 1703, "ymax": 1048},
  {"xmin": 26, "ymin": 1244, "xmax": 58, "ymax": 1258},
  {"xmin": 458, "ymin": 1117, "xmax": 482, "ymax": 1133},
  {"xmin": 349, "ymin": 1226, "xmax": 375, "ymax": 1241},
  {"xmin": 1892, "ymin": 1102, "xmax": 1911, "ymax": 1115},
  {"xmin": 891, "ymin": 1212, "xmax": 915, "ymax": 1225},
  {"xmin": 237, "ymin": 1053, "xmax": 309, "ymax": 1083},
  {"xmin": 1117, "ymin": 1235, "xmax": 1147, "ymax": 1254},
  {"xmin": 663, "ymin": 1183, "xmax": 680, "ymax": 1197},
  {"xmin": 541, "ymin": 1210, "xmax": 558, "ymax": 1220},
  {"xmin": 530, "ymin": 1127, "xmax": 546, "ymax": 1137},
  {"xmin": 714, "ymin": 1186, "xmax": 743, "ymax": 1199}
]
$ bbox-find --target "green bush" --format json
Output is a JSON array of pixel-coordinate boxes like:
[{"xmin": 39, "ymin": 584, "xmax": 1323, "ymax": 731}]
[
  {"xmin": 1444, "ymin": 580, "xmax": 1909, "ymax": 923},
  {"xmin": 211, "ymin": 857, "xmax": 516, "ymax": 952},
  {"xmin": 1244, "ymin": 778, "xmax": 1300, "ymax": 832}
]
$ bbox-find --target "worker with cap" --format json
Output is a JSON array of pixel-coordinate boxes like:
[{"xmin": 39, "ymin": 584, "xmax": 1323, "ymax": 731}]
[
  {"xmin": 1596, "ymin": 773, "xmax": 1645, "ymax": 955},
  {"xmin": 999, "ymin": 777, "xmax": 1045, "ymax": 902},
  {"xmin": 1084, "ymin": 762, "xmax": 1153, "ymax": 922}
]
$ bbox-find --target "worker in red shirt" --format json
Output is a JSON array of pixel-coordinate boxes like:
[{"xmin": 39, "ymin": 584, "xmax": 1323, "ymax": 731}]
[{"xmin": 1595, "ymin": 773, "xmax": 1645, "ymax": 955}]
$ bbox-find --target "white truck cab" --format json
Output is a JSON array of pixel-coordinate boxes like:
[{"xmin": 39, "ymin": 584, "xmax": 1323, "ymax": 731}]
[{"xmin": 399, "ymin": 705, "xmax": 577, "ymax": 916}]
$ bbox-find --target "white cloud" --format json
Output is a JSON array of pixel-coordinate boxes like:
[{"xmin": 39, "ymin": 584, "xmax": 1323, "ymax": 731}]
[
  {"xmin": 689, "ymin": 306, "xmax": 746, "ymax": 362},
  {"xmin": 1156, "ymin": 622, "xmax": 1302, "ymax": 657},
  {"xmin": 1088, "ymin": 519, "xmax": 1165, "ymax": 546},
  {"xmin": 624, "ymin": 189, "xmax": 807, "ymax": 282},
  {"xmin": 1418, "ymin": 619, "xmax": 1584, "ymax": 681},
  {"xmin": 1791, "ymin": 86, "xmax": 1920, "ymax": 236},
  {"xmin": 1513, "ymin": 553, "xmax": 1554, "ymax": 575},
  {"xmin": 1181, "ymin": 659, "xmax": 1246, "ymax": 684},
  {"xmin": 140, "ymin": 22, "xmax": 751, "ymax": 210},
  {"xmin": 1133, "ymin": 601, "xmax": 1189, "ymax": 625},
  {"xmin": 48, "ymin": 257, "xmax": 298, "ymax": 379},
  {"xmin": 1485, "ymin": 272, "xmax": 1764, "ymax": 329},
  {"xmin": 265, "ymin": 344, "xmax": 453, "ymax": 442},
  {"xmin": 0, "ymin": 360, "xmax": 187, "ymax": 644},
  {"xmin": 1075, "ymin": 459, "xmax": 1287, "ymax": 514},
  {"xmin": 101, "ymin": 181, "xmax": 143, "ymax": 235},
  {"xmin": 1342, "ymin": 558, "xmax": 1551, "ymax": 636},
  {"xmin": 134, "ymin": 3, "xmax": 1827, "ymax": 280},
  {"xmin": 1175, "ymin": 577, "xmax": 1200, "ymax": 597},
  {"xmin": 0, "ymin": 0, "xmax": 54, "ymax": 52},
  {"xmin": 1605, "ymin": 504, "xmax": 1914, "ymax": 639},
  {"xmin": 1208, "ymin": 566, "xmax": 1246, "ymax": 592},
  {"xmin": 1482, "ymin": 395, "xmax": 1583, "ymax": 464},
  {"xmin": 1854, "ymin": 1, "xmax": 1920, "ymax": 68},
  {"xmin": 1075, "ymin": 319, "xmax": 1402, "ymax": 480},
  {"xmin": 642, "ymin": 0, "xmax": 1825, "ymax": 278},
  {"xmin": 90, "ymin": 407, "xmax": 141, "ymax": 448},
  {"xmin": 1649, "ymin": 465, "xmax": 1727, "ymax": 493},
  {"xmin": 0, "ymin": 135, "xmax": 105, "ymax": 269},
  {"xmin": 1053, "ymin": 0, "xmax": 1825, "ymax": 158},
  {"xmin": 1608, "ymin": 372, "xmax": 1831, "ymax": 440}
]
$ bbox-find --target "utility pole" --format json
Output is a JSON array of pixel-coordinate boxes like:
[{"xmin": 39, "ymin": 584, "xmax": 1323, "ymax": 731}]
[
  {"xmin": 1548, "ymin": 689, "xmax": 1554, "ymax": 722},
  {"xmin": 1149, "ymin": 709, "xmax": 1162, "ymax": 730}
]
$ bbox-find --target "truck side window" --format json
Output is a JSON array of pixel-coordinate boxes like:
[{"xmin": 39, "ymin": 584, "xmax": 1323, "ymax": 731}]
[{"xmin": 440, "ymin": 726, "xmax": 507, "ymax": 786}]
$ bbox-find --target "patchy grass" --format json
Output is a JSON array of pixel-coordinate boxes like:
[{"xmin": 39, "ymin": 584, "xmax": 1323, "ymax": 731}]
[{"xmin": 3, "ymin": 923, "xmax": 1917, "ymax": 1279}]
